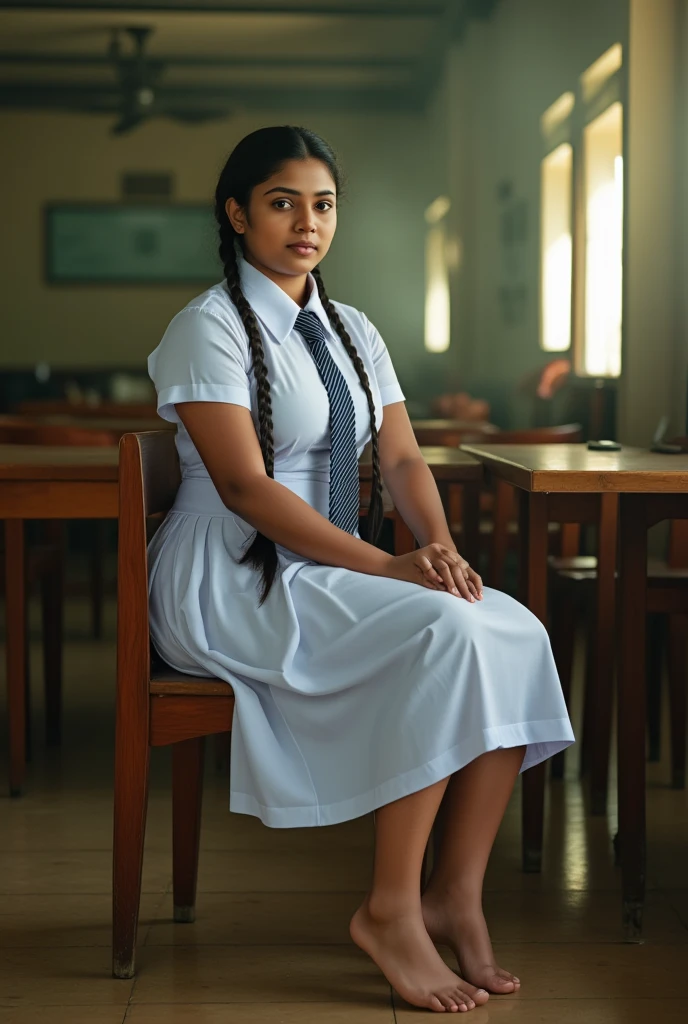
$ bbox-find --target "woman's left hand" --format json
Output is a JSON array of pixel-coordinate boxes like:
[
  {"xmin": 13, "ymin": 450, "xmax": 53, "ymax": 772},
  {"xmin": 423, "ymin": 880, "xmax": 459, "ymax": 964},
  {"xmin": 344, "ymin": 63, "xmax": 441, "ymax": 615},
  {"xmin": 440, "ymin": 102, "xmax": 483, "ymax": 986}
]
[{"xmin": 417, "ymin": 543, "xmax": 484, "ymax": 602}]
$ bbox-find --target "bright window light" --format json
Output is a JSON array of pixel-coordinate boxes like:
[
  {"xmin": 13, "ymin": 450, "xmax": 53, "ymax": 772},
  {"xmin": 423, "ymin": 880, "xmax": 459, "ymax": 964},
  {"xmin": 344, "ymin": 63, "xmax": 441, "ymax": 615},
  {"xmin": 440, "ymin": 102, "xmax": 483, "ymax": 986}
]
[
  {"xmin": 583, "ymin": 102, "xmax": 623, "ymax": 377},
  {"xmin": 540, "ymin": 143, "xmax": 573, "ymax": 352},
  {"xmin": 581, "ymin": 44, "xmax": 623, "ymax": 103},
  {"xmin": 424, "ymin": 197, "xmax": 451, "ymax": 353},
  {"xmin": 540, "ymin": 92, "xmax": 575, "ymax": 137}
]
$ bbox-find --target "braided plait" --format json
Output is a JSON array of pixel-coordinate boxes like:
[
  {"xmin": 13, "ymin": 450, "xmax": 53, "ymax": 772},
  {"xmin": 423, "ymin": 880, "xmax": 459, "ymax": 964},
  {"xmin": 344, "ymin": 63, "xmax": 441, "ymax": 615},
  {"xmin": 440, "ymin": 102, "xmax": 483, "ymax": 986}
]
[
  {"xmin": 218, "ymin": 222, "xmax": 279, "ymax": 605},
  {"xmin": 311, "ymin": 265, "xmax": 384, "ymax": 546}
]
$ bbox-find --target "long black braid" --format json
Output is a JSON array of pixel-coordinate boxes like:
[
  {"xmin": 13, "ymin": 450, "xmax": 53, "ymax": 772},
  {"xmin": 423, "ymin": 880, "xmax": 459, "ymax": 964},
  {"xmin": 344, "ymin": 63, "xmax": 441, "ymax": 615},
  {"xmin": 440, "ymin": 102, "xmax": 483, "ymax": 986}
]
[{"xmin": 214, "ymin": 126, "xmax": 384, "ymax": 605}]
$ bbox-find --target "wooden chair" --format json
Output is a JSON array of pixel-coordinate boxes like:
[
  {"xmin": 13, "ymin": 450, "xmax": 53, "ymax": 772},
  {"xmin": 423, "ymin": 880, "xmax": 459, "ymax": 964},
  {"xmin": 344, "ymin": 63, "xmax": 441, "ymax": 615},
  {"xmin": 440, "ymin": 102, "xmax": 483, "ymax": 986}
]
[
  {"xmin": 113, "ymin": 430, "xmax": 416, "ymax": 978},
  {"xmin": 478, "ymin": 424, "xmax": 584, "ymax": 588}
]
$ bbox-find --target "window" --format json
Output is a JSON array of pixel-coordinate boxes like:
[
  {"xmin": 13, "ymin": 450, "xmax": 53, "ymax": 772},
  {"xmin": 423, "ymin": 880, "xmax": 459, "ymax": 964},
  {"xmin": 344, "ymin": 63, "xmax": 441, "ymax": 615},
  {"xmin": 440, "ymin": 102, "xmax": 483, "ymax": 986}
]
[
  {"xmin": 424, "ymin": 196, "xmax": 451, "ymax": 353},
  {"xmin": 582, "ymin": 102, "xmax": 623, "ymax": 377},
  {"xmin": 540, "ymin": 143, "xmax": 573, "ymax": 352}
]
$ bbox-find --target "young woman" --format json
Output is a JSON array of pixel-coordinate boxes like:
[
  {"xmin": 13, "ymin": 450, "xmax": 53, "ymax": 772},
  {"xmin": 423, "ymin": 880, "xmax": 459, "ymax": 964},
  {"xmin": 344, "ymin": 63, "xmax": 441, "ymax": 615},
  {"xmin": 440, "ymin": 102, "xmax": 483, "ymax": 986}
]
[{"xmin": 147, "ymin": 126, "xmax": 574, "ymax": 1014}]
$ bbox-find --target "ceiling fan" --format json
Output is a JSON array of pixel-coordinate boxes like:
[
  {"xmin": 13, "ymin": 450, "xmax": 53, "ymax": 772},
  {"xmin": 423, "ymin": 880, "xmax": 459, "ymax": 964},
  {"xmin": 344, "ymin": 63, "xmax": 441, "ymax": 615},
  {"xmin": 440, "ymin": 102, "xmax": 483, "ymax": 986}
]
[{"xmin": 108, "ymin": 26, "xmax": 228, "ymax": 135}]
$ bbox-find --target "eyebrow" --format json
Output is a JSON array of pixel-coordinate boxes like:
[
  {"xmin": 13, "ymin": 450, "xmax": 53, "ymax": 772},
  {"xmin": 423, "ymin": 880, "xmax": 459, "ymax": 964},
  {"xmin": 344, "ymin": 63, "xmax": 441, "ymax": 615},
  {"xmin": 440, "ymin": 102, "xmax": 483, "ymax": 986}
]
[{"xmin": 263, "ymin": 186, "xmax": 336, "ymax": 197}]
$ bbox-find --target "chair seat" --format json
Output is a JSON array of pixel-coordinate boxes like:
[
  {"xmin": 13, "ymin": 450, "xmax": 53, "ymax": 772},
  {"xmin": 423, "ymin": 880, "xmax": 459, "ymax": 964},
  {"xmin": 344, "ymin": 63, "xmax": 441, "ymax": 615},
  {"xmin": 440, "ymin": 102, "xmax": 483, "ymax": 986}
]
[{"xmin": 150, "ymin": 665, "xmax": 231, "ymax": 696}]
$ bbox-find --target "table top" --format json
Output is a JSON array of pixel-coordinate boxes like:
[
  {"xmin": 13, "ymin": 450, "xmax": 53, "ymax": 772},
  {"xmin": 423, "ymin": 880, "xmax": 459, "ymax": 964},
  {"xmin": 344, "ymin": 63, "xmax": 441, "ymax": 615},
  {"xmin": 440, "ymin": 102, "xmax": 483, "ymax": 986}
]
[
  {"xmin": 0, "ymin": 444, "xmax": 120, "ymax": 481},
  {"xmin": 462, "ymin": 443, "xmax": 688, "ymax": 493},
  {"xmin": 0, "ymin": 442, "xmax": 482, "ymax": 487},
  {"xmin": 360, "ymin": 445, "xmax": 482, "ymax": 481}
]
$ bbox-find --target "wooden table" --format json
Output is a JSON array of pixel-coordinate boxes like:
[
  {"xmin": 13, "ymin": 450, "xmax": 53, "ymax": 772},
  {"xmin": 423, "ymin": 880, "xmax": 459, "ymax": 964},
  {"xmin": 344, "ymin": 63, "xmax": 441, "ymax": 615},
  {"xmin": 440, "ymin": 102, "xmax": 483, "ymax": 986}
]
[
  {"xmin": 359, "ymin": 446, "xmax": 483, "ymax": 565},
  {"xmin": 1, "ymin": 444, "xmax": 120, "ymax": 796},
  {"xmin": 462, "ymin": 442, "xmax": 688, "ymax": 938}
]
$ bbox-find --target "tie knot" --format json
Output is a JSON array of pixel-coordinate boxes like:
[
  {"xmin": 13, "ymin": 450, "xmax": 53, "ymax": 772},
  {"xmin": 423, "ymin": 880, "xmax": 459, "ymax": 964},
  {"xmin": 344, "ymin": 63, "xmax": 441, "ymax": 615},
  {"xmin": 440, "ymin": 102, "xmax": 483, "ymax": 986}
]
[{"xmin": 294, "ymin": 310, "xmax": 323, "ymax": 345}]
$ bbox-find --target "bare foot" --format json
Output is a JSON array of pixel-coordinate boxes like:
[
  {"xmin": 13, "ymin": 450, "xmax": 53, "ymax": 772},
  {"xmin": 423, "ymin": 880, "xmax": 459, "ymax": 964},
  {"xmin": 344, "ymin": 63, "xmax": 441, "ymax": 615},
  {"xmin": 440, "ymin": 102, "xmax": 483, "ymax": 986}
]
[
  {"xmin": 421, "ymin": 889, "xmax": 520, "ymax": 995},
  {"xmin": 350, "ymin": 894, "xmax": 489, "ymax": 1013}
]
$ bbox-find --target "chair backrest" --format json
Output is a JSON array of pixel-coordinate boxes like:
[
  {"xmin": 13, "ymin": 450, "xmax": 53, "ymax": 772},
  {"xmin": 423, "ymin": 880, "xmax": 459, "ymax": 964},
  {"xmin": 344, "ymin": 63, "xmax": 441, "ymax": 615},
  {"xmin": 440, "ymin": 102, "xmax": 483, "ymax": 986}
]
[
  {"xmin": 118, "ymin": 431, "xmax": 181, "ymax": 691},
  {"xmin": 0, "ymin": 417, "xmax": 120, "ymax": 447},
  {"xmin": 476, "ymin": 422, "xmax": 583, "ymax": 444}
]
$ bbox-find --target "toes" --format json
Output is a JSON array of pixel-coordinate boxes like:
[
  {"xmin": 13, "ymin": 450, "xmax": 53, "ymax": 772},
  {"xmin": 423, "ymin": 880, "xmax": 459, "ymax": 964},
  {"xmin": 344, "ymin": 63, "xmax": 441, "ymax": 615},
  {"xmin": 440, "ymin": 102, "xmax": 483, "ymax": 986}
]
[{"xmin": 429, "ymin": 995, "xmax": 446, "ymax": 1012}]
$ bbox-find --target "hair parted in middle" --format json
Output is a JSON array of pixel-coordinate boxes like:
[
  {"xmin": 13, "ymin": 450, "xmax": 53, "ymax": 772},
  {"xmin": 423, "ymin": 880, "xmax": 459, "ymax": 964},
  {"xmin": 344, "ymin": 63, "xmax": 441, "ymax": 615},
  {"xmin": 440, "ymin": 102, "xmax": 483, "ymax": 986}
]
[{"xmin": 214, "ymin": 125, "xmax": 384, "ymax": 605}]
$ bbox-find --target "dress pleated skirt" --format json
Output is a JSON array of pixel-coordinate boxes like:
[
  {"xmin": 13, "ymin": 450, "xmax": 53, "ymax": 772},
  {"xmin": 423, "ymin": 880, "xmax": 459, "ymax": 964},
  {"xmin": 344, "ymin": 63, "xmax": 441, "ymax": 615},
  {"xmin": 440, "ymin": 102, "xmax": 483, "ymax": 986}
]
[{"xmin": 148, "ymin": 486, "xmax": 575, "ymax": 828}]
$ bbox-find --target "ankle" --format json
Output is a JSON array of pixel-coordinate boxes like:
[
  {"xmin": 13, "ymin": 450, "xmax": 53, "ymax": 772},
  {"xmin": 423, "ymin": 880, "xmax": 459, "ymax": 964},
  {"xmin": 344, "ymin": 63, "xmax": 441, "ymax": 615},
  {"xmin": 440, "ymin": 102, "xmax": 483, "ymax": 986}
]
[
  {"xmin": 366, "ymin": 888, "xmax": 421, "ymax": 924},
  {"xmin": 422, "ymin": 877, "xmax": 483, "ymax": 912}
]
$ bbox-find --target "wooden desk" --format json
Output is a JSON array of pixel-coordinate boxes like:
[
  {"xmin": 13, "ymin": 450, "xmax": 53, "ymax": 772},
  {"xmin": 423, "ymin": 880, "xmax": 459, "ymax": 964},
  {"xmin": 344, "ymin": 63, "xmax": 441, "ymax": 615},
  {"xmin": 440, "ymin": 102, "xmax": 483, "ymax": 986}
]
[
  {"xmin": 462, "ymin": 442, "xmax": 688, "ymax": 938},
  {"xmin": 359, "ymin": 446, "xmax": 483, "ymax": 564},
  {"xmin": 1, "ymin": 445, "xmax": 120, "ymax": 796}
]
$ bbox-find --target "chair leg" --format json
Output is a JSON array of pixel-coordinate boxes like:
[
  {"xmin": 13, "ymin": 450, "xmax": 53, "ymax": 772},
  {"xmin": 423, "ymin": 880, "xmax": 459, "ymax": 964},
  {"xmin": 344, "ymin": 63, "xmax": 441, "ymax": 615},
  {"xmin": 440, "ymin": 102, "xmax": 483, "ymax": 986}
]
[
  {"xmin": 668, "ymin": 614, "xmax": 687, "ymax": 789},
  {"xmin": 550, "ymin": 587, "xmax": 577, "ymax": 779},
  {"xmin": 173, "ymin": 737, "xmax": 205, "ymax": 923},
  {"xmin": 41, "ymin": 522, "xmax": 64, "ymax": 746},
  {"xmin": 112, "ymin": 710, "xmax": 150, "ymax": 979}
]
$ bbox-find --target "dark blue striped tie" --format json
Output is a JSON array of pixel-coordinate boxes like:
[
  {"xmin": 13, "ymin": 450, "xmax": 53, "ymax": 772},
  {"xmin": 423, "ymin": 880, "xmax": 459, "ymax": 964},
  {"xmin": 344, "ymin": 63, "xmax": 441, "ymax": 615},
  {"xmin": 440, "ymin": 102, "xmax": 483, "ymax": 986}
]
[{"xmin": 294, "ymin": 310, "xmax": 359, "ymax": 534}]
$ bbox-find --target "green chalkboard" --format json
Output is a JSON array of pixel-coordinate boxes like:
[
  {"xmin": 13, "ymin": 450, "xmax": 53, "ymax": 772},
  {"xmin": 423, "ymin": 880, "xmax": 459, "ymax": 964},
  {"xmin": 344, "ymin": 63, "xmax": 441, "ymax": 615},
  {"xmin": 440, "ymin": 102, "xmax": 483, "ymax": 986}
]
[{"xmin": 45, "ymin": 204, "xmax": 223, "ymax": 284}]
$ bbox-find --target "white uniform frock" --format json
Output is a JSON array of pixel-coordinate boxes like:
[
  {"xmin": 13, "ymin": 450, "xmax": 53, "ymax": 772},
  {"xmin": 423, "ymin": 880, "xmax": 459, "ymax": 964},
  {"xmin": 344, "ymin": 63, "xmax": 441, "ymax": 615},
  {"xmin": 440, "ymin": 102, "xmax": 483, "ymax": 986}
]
[{"xmin": 147, "ymin": 254, "xmax": 575, "ymax": 828}]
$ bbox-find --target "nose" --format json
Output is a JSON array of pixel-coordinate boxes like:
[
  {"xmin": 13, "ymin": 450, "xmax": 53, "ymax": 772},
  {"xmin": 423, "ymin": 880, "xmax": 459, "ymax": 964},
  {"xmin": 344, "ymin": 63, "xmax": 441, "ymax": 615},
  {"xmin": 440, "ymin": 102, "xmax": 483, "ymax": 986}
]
[{"xmin": 295, "ymin": 204, "xmax": 317, "ymax": 235}]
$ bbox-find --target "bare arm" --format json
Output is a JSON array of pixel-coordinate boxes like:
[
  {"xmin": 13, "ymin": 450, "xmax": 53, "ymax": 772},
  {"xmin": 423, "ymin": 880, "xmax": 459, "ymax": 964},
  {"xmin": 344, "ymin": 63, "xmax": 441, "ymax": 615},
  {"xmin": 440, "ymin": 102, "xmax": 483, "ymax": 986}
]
[{"xmin": 176, "ymin": 401, "xmax": 390, "ymax": 576}]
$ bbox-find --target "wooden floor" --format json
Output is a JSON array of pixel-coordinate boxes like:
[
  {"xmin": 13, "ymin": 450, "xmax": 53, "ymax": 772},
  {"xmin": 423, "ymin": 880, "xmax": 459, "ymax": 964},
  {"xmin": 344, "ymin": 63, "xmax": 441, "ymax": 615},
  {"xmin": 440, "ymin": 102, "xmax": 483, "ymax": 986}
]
[{"xmin": 1, "ymin": 596, "xmax": 687, "ymax": 1023}]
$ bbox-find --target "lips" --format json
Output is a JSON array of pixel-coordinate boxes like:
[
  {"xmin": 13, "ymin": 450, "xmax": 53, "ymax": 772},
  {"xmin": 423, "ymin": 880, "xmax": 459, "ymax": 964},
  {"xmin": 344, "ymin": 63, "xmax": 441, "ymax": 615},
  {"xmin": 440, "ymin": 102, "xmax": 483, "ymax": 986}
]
[{"xmin": 288, "ymin": 243, "xmax": 317, "ymax": 252}]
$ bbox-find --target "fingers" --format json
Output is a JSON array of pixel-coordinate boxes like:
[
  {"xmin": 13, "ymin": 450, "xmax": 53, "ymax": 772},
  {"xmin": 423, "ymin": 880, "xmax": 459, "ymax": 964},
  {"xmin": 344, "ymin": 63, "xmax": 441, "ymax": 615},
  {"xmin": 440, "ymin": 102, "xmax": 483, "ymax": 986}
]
[{"xmin": 417, "ymin": 554, "xmax": 445, "ymax": 588}]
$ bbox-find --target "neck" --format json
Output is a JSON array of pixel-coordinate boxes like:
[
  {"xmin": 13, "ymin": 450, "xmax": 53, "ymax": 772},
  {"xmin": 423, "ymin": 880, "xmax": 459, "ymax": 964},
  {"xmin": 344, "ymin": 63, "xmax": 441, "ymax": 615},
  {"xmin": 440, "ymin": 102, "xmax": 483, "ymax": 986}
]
[{"xmin": 242, "ymin": 251, "xmax": 312, "ymax": 307}]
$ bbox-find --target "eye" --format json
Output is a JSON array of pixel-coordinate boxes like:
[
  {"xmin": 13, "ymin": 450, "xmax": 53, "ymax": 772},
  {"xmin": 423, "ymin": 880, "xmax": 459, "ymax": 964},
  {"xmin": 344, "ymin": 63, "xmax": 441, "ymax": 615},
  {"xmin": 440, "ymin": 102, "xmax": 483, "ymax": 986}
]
[
  {"xmin": 272, "ymin": 199, "xmax": 292, "ymax": 209},
  {"xmin": 316, "ymin": 201, "xmax": 334, "ymax": 211}
]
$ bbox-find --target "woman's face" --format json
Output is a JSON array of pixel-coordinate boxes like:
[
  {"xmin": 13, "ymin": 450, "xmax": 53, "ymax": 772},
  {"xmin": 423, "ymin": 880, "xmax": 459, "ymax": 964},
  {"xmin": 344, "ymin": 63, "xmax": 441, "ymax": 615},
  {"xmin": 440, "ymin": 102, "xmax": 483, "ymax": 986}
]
[{"xmin": 226, "ymin": 157, "xmax": 337, "ymax": 280}]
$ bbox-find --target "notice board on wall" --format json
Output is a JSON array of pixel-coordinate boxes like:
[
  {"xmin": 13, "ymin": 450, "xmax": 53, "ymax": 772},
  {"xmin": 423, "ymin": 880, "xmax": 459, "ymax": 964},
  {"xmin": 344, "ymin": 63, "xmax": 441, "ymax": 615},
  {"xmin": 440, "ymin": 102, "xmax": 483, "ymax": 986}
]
[{"xmin": 45, "ymin": 204, "xmax": 222, "ymax": 284}]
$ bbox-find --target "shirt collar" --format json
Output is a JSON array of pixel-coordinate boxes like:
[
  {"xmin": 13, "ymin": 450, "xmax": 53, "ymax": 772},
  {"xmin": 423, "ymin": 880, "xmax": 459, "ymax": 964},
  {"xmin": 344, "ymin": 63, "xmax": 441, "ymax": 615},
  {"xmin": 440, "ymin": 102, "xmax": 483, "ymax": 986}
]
[{"xmin": 237, "ymin": 252, "xmax": 333, "ymax": 345}]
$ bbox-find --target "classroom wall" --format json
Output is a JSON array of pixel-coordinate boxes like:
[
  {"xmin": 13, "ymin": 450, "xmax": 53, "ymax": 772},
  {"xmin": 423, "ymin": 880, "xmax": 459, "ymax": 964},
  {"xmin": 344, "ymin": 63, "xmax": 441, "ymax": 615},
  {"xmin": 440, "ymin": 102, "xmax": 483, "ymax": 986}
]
[
  {"xmin": 435, "ymin": 0, "xmax": 629, "ymax": 427},
  {"xmin": 620, "ymin": 0, "xmax": 682, "ymax": 445},
  {"xmin": 0, "ymin": 108, "xmax": 438, "ymax": 414}
]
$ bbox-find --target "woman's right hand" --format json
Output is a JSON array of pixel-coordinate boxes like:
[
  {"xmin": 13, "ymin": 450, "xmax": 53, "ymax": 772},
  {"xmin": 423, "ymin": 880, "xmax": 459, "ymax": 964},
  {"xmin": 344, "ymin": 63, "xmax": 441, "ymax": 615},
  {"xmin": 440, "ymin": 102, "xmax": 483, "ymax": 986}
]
[{"xmin": 382, "ymin": 543, "xmax": 481, "ymax": 602}]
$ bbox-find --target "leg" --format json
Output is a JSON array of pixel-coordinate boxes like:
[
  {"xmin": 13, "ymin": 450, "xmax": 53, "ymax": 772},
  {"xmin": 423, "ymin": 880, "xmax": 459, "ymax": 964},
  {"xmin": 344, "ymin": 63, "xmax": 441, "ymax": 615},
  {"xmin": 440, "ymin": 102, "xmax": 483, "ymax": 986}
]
[
  {"xmin": 617, "ymin": 494, "xmax": 648, "ymax": 941},
  {"xmin": 112, "ymin": 694, "xmax": 150, "ymax": 978},
  {"xmin": 5, "ymin": 520, "xmax": 27, "ymax": 797},
  {"xmin": 90, "ymin": 520, "xmax": 106, "ymax": 640},
  {"xmin": 41, "ymin": 521, "xmax": 64, "ymax": 746},
  {"xmin": 422, "ymin": 747, "xmax": 525, "ymax": 994},
  {"xmin": 173, "ymin": 737, "xmax": 205, "ymax": 922},
  {"xmin": 549, "ymin": 584, "xmax": 577, "ymax": 779},
  {"xmin": 645, "ymin": 614, "xmax": 664, "ymax": 763},
  {"xmin": 589, "ymin": 493, "xmax": 618, "ymax": 814},
  {"xmin": 518, "ymin": 491, "xmax": 549, "ymax": 872},
  {"xmin": 668, "ymin": 614, "xmax": 687, "ymax": 789},
  {"xmin": 350, "ymin": 777, "xmax": 490, "ymax": 1013},
  {"xmin": 461, "ymin": 482, "xmax": 481, "ymax": 570}
]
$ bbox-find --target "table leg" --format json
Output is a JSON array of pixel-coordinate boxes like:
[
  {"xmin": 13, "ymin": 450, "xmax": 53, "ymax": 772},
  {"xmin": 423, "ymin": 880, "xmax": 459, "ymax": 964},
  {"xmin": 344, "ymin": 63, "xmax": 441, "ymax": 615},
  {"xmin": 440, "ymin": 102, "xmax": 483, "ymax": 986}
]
[
  {"xmin": 617, "ymin": 494, "xmax": 647, "ymax": 940},
  {"xmin": 461, "ymin": 481, "xmax": 480, "ymax": 570},
  {"xmin": 590, "ymin": 493, "xmax": 618, "ymax": 815},
  {"xmin": 518, "ymin": 491, "xmax": 549, "ymax": 873},
  {"xmin": 5, "ymin": 519, "xmax": 27, "ymax": 797}
]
